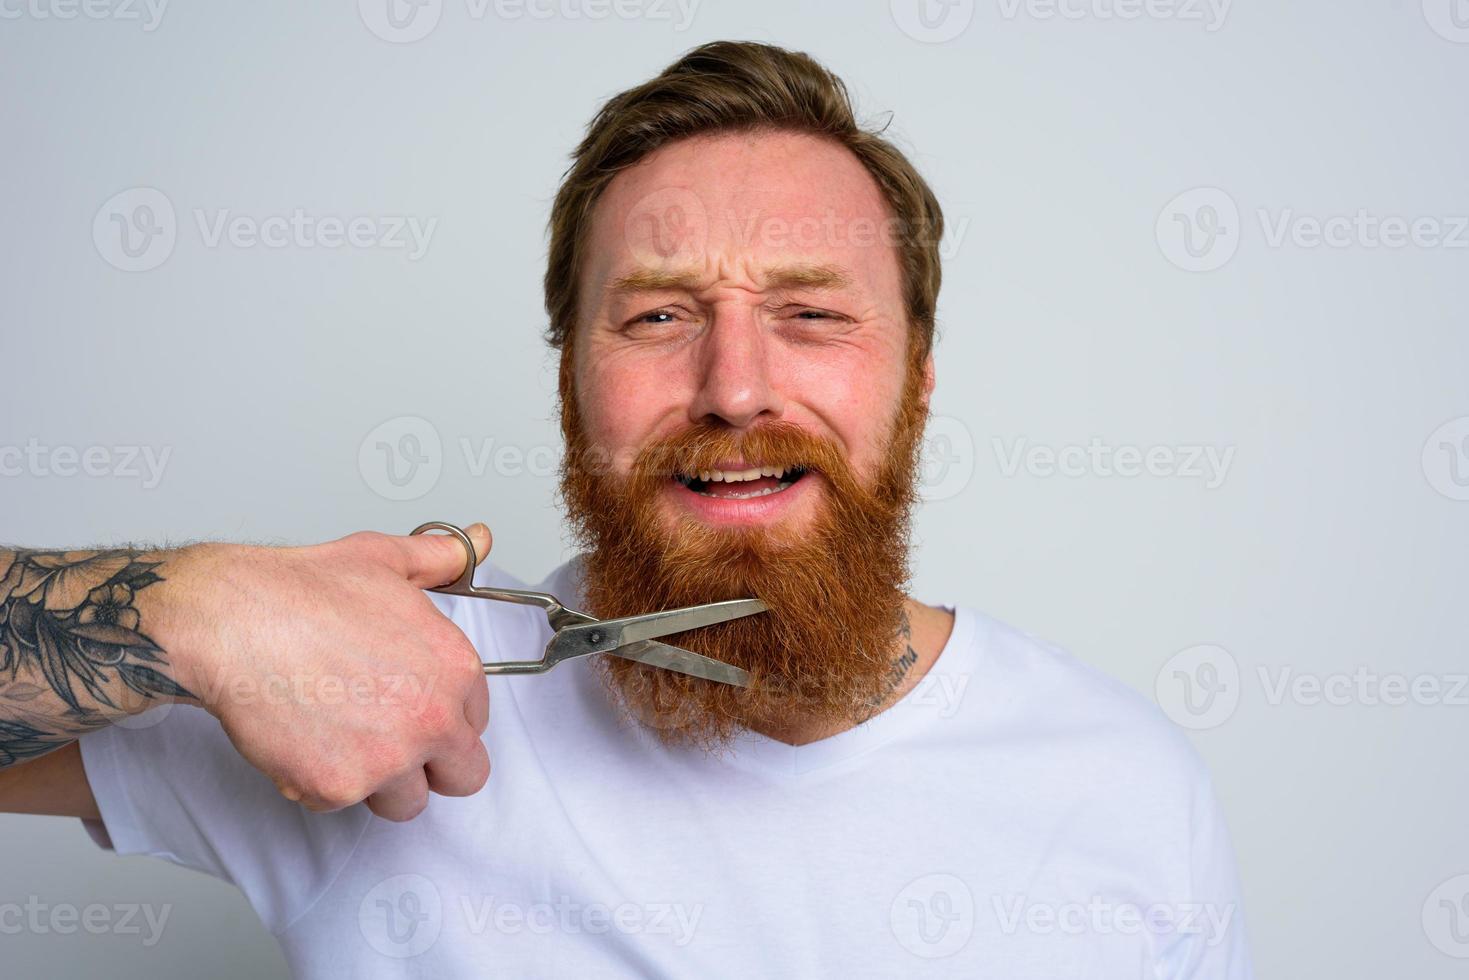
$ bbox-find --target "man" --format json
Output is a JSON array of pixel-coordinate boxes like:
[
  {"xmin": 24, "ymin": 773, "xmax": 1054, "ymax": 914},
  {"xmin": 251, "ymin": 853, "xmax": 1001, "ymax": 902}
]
[{"xmin": 0, "ymin": 42, "xmax": 1252, "ymax": 977}]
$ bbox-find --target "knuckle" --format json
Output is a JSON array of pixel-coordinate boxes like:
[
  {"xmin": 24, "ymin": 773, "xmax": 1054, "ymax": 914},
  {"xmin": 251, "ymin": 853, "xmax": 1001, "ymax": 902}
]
[
  {"xmin": 421, "ymin": 619, "xmax": 467, "ymax": 659},
  {"xmin": 437, "ymin": 631, "xmax": 485, "ymax": 680},
  {"xmin": 468, "ymin": 746, "xmax": 492, "ymax": 790},
  {"xmin": 339, "ymin": 530, "xmax": 396, "ymax": 567},
  {"xmin": 339, "ymin": 529, "xmax": 383, "ymax": 551},
  {"xmin": 367, "ymin": 789, "xmax": 428, "ymax": 823},
  {"xmin": 310, "ymin": 775, "xmax": 364, "ymax": 810},
  {"xmin": 365, "ymin": 797, "xmax": 399, "ymax": 822},
  {"xmin": 304, "ymin": 793, "xmax": 345, "ymax": 813},
  {"xmin": 440, "ymin": 748, "xmax": 489, "ymax": 797},
  {"xmin": 367, "ymin": 800, "xmax": 394, "ymax": 821},
  {"xmin": 456, "ymin": 653, "xmax": 485, "ymax": 687}
]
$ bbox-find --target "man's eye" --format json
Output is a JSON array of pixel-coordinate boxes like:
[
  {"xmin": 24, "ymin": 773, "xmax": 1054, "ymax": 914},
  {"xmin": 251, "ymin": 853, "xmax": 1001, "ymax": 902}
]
[
  {"xmin": 783, "ymin": 307, "xmax": 845, "ymax": 323},
  {"xmin": 632, "ymin": 310, "xmax": 678, "ymax": 326}
]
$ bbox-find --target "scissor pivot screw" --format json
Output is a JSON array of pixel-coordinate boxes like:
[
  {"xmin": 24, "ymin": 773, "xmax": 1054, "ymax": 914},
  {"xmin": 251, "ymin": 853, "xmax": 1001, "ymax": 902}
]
[{"xmin": 587, "ymin": 630, "xmax": 604, "ymax": 645}]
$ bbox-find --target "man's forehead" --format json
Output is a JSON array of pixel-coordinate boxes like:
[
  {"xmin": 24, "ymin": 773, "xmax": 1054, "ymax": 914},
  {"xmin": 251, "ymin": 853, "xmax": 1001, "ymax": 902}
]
[{"xmin": 581, "ymin": 131, "xmax": 902, "ymax": 297}]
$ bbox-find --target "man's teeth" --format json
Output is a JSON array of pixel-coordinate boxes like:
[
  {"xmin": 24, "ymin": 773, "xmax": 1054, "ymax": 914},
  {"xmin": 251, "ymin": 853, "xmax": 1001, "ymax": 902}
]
[
  {"xmin": 697, "ymin": 466, "xmax": 790, "ymax": 483},
  {"xmin": 711, "ymin": 484, "xmax": 785, "ymax": 498},
  {"xmin": 681, "ymin": 464, "xmax": 803, "ymax": 499}
]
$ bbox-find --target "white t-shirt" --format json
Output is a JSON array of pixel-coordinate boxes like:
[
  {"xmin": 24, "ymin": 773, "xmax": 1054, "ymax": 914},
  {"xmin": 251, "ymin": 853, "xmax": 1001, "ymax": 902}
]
[{"xmin": 79, "ymin": 558, "xmax": 1252, "ymax": 978}]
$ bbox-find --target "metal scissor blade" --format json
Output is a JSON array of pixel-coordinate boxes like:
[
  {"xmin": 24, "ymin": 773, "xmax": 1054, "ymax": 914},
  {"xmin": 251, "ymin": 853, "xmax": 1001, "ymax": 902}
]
[
  {"xmin": 611, "ymin": 599, "xmax": 768, "ymax": 647},
  {"xmin": 549, "ymin": 598, "xmax": 768, "ymax": 661},
  {"xmin": 610, "ymin": 639, "xmax": 752, "ymax": 688}
]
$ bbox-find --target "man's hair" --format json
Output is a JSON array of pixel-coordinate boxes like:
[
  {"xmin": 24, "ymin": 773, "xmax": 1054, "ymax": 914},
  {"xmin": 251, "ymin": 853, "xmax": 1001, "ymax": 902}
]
[{"xmin": 542, "ymin": 40, "xmax": 945, "ymax": 358}]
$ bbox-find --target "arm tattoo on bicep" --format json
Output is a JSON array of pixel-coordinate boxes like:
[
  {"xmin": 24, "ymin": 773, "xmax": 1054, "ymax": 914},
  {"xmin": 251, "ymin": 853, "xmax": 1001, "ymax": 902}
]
[{"xmin": 0, "ymin": 549, "xmax": 193, "ymax": 767}]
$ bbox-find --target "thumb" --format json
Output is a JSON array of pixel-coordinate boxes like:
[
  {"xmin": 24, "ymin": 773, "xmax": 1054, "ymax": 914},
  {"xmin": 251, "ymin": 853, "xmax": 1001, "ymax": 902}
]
[{"xmin": 402, "ymin": 522, "xmax": 493, "ymax": 589}]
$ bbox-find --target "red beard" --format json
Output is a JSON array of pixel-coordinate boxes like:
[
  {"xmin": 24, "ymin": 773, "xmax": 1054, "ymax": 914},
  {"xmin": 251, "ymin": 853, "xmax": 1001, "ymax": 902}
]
[{"xmin": 557, "ymin": 349, "xmax": 929, "ymax": 747}]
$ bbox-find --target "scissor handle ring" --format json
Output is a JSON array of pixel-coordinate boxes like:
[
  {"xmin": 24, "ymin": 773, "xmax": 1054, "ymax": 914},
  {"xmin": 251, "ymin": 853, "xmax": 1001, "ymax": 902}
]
[{"xmin": 409, "ymin": 521, "xmax": 478, "ymax": 593}]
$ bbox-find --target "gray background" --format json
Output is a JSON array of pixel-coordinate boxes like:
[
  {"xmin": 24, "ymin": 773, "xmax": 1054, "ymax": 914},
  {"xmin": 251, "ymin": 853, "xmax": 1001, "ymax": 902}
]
[{"xmin": 2, "ymin": 0, "xmax": 1466, "ymax": 976}]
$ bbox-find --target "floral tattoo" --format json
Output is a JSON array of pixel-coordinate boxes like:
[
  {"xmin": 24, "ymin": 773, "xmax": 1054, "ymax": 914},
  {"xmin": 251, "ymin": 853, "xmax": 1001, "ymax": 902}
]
[{"xmin": 0, "ymin": 549, "xmax": 193, "ymax": 766}]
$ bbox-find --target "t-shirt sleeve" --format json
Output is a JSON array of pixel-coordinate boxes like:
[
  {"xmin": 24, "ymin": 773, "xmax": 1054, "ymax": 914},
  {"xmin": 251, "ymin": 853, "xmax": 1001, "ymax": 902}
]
[
  {"xmin": 77, "ymin": 703, "xmax": 371, "ymax": 935},
  {"xmin": 1155, "ymin": 768, "xmax": 1255, "ymax": 979}
]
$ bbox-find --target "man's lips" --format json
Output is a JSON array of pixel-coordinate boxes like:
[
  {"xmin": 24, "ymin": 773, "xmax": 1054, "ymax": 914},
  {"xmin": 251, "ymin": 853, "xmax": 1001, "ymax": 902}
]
[{"xmin": 665, "ymin": 464, "xmax": 816, "ymax": 524}]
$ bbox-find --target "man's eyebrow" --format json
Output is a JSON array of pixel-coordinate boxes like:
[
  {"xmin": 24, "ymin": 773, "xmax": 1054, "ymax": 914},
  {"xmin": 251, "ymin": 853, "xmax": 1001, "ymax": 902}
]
[
  {"xmin": 607, "ymin": 263, "xmax": 854, "ymax": 294},
  {"xmin": 608, "ymin": 268, "xmax": 702, "ymax": 293},
  {"xmin": 762, "ymin": 264, "xmax": 853, "ymax": 291}
]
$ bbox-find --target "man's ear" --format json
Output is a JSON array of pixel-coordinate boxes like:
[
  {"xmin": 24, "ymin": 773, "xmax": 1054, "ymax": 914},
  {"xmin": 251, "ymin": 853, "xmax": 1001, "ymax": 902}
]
[{"xmin": 921, "ymin": 352, "xmax": 936, "ymax": 407}]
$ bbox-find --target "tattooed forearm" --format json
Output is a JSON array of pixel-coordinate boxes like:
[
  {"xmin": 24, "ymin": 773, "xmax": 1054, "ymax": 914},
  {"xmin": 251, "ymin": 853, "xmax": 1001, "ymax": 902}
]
[{"xmin": 0, "ymin": 548, "xmax": 193, "ymax": 767}]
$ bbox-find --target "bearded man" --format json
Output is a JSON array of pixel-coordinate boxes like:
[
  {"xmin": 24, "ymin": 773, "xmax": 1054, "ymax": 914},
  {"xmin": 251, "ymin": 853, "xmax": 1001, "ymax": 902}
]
[{"xmin": 0, "ymin": 42, "xmax": 1252, "ymax": 978}]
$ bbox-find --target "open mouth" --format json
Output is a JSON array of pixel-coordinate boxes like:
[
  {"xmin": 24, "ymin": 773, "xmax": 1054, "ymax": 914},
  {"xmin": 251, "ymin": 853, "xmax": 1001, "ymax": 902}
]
[{"xmin": 674, "ymin": 464, "xmax": 810, "ymax": 500}]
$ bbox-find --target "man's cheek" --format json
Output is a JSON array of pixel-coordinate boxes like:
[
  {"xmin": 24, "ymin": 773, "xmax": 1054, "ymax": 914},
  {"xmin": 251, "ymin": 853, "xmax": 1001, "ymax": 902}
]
[
  {"xmin": 569, "ymin": 403, "xmax": 632, "ymax": 471},
  {"xmin": 613, "ymin": 444, "xmax": 644, "ymax": 477}
]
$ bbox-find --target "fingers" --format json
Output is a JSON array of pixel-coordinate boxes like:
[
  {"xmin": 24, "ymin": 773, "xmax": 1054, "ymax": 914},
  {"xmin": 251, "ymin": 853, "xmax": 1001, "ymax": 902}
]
[
  {"xmin": 282, "ymin": 729, "xmax": 488, "ymax": 820},
  {"xmin": 465, "ymin": 523, "xmax": 492, "ymax": 566},
  {"xmin": 400, "ymin": 522, "xmax": 494, "ymax": 589},
  {"xmin": 365, "ymin": 770, "xmax": 432, "ymax": 823},
  {"xmin": 464, "ymin": 671, "xmax": 490, "ymax": 735},
  {"xmin": 425, "ymin": 733, "xmax": 491, "ymax": 799},
  {"xmin": 423, "ymin": 647, "xmax": 492, "ymax": 801}
]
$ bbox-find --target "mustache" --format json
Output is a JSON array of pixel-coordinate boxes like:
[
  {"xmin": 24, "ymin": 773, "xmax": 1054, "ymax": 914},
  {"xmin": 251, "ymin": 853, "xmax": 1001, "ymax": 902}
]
[{"xmin": 568, "ymin": 420, "xmax": 858, "ymax": 485}]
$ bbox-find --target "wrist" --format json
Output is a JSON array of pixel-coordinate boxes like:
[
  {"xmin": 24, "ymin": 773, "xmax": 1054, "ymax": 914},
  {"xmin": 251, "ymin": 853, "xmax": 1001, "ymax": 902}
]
[{"xmin": 133, "ymin": 541, "xmax": 249, "ymax": 711}]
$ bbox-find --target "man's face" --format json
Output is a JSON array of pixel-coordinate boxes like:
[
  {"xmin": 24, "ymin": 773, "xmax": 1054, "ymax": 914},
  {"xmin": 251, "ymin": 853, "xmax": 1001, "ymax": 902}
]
[
  {"xmin": 570, "ymin": 129, "xmax": 931, "ymax": 532},
  {"xmin": 558, "ymin": 129, "xmax": 933, "ymax": 745}
]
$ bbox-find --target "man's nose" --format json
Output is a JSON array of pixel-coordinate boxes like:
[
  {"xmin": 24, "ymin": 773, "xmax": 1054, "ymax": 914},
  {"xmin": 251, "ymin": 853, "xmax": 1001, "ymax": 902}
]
[{"xmin": 686, "ymin": 308, "xmax": 786, "ymax": 429}]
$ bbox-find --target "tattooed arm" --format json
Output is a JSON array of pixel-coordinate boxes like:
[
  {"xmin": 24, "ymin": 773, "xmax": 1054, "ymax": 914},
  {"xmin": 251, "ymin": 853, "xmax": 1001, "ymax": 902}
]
[
  {"xmin": 0, "ymin": 547, "xmax": 194, "ymax": 769},
  {"xmin": 0, "ymin": 527, "xmax": 496, "ymax": 823}
]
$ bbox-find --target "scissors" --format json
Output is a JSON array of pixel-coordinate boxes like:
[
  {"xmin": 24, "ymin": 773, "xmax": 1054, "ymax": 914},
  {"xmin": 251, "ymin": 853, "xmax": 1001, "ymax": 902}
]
[{"xmin": 410, "ymin": 522, "xmax": 763, "ymax": 688}]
